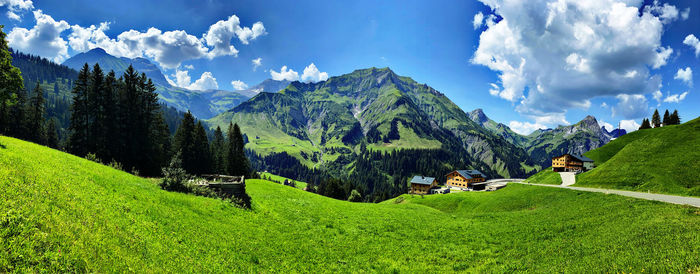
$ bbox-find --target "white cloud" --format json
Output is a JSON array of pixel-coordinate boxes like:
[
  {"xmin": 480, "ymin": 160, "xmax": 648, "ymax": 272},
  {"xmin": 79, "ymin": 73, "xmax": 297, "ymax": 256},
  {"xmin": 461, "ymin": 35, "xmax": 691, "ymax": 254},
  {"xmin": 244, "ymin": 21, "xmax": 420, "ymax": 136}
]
[
  {"xmin": 652, "ymin": 89, "xmax": 663, "ymax": 105},
  {"xmin": 598, "ymin": 120, "xmax": 614, "ymax": 131},
  {"xmin": 171, "ymin": 70, "xmax": 218, "ymax": 91},
  {"xmin": 644, "ymin": 0, "xmax": 679, "ymax": 24},
  {"xmin": 184, "ymin": 64, "xmax": 194, "ymax": 70},
  {"xmin": 612, "ymin": 94, "xmax": 649, "ymax": 119},
  {"xmin": 508, "ymin": 120, "xmax": 548, "ymax": 135},
  {"xmin": 7, "ymin": 10, "xmax": 70, "ymax": 62},
  {"xmin": 674, "ymin": 67, "xmax": 693, "ymax": 87},
  {"xmin": 473, "ymin": 0, "xmax": 672, "ymax": 128},
  {"xmin": 473, "ymin": 12, "xmax": 485, "ymax": 29},
  {"xmin": 619, "ymin": 119, "xmax": 640, "ymax": 132},
  {"xmin": 252, "ymin": 57, "xmax": 262, "ymax": 71},
  {"xmin": 231, "ymin": 80, "xmax": 248, "ymax": 91},
  {"xmin": 601, "ymin": 102, "xmax": 609, "ymax": 108},
  {"xmin": 270, "ymin": 66, "xmax": 299, "ymax": 81},
  {"xmin": 663, "ymin": 91, "xmax": 689, "ymax": 103},
  {"xmin": 54, "ymin": 12, "xmax": 265, "ymax": 69},
  {"xmin": 0, "ymin": 0, "xmax": 33, "ymax": 21},
  {"xmin": 301, "ymin": 63, "xmax": 329, "ymax": 83},
  {"xmin": 684, "ymin": 34, "xmax": 700, "ymax": 57},
  {"xmin": 681, "ymin": 7, "xmax": 690, "ymax": 20}
]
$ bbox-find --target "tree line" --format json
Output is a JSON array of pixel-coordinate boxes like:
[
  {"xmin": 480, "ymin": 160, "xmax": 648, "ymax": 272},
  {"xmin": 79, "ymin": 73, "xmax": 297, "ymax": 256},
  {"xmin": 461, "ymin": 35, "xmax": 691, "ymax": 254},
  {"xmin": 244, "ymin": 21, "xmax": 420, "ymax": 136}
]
[{"xmin": 639, "ymin": 109, "xmax": 681, "ymax": 129}]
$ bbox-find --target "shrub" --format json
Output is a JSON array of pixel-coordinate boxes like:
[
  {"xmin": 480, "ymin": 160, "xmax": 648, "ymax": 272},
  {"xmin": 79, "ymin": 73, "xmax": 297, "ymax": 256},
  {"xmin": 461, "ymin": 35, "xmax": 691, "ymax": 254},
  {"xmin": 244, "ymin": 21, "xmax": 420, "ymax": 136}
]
[
  {"xmin": 347, "ymin": 189, "xmax": 363, "ymax": 202},
  {"xmin": 160, "ymin": 151, "xmax": 189, "ymax": 192}
]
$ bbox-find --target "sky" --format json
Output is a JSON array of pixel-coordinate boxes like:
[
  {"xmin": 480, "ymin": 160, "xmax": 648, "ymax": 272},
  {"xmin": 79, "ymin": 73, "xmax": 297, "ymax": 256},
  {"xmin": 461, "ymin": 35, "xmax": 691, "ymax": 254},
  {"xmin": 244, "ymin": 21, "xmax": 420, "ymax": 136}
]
[{"xmin": 0, "ymin": 0, "xmax": 698, "ymax": 134}]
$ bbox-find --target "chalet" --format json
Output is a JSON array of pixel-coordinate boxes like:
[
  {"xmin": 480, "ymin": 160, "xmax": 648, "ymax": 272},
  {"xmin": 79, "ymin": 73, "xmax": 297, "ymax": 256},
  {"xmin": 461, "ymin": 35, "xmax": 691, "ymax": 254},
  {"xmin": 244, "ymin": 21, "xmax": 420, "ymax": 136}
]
[
  {"xmin": 410, "ymin": 176, "xmax": 437, "ymax": 194},
  {"xmin": 551, "ymin": 154, "xmax": 595, "ymax": 172},
  {"xmin": 445, "ymin": 170, "xmax": 487, "ymax": 189}
]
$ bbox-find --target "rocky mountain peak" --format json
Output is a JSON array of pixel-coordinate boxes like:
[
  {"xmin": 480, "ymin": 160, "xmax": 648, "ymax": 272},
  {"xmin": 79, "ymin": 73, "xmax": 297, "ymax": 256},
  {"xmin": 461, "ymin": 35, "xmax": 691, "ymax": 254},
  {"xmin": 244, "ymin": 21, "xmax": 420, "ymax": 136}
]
[{"xmin": 468, "ymin": 108, "xmax": 490, "ymax": 125}]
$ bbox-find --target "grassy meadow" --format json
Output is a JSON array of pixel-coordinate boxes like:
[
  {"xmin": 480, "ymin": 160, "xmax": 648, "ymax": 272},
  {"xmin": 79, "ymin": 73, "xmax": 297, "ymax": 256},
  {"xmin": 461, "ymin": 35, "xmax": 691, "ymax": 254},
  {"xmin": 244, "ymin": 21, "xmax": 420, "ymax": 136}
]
[
  {"xmin": 1, "ymin": 136, "xmax": 699, "ymax": 272},
  {"xmin": 523, "ymin": 169, "xmax": 562, "ymax": 185}
]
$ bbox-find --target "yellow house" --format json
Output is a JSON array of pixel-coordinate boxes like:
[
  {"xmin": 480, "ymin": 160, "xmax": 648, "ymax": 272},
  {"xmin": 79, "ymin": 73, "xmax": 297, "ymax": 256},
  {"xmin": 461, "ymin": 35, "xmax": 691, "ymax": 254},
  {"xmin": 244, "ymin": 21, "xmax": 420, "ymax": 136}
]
[
  {"xmin": 445, "ymin": 170, "xmax": 487, "ymax": 188},
  {"xmin": 552, "ymin": 154, "xmax": 594, "ymax": 172},
  {"xmin": 410, "ymin": 176, "xmax": 437, "ymax": 194}
]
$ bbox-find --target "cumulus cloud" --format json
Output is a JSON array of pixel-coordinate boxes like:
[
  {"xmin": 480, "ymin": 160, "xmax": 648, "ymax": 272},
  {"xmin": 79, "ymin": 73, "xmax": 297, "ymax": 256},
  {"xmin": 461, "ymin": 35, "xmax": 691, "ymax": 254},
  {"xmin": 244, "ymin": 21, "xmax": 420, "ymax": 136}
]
[
  {"xmin": 598, "ymin": 120, "xmax": 614, "ymax": 131},
  {"xmin": 600, "ymin": 102, "xmax": 609, "ymax": 108},
  {"xmin": 270, "ymin": 66, "xmax": 299, "ymax": 81},
  {"xmin": 681, "ymin": 7, "xmax": 690, "ymax": 20},
  {"xmin": 652, "ymin": 89, "xmax": 663, "ymax": 105},
  {"xmin": 202, "ymin": 15, "xmax": 266, "ymax": 59},
  {"xmin": 301, "ymin": 63, "xmax": 329, "ymax": 83},
  {"xmin": 0, "ymin": 0, "xmax": 33, "ymax": 21},
  {"xmin": 674, "ymin": 67, "xmax": 692, "ymax": 87},
  {"xmin": 473, "ymin": 0, "xmax": 673, "ymax": 127},
  {"xmin": 252, "ymin": 57, "xmax": 262, "ymax": 71},
  {"xmin": 663, "ymin": 91, "xmax": 689, "ymax": 103},
  {"xmin": 612, "ymin": 94, "xmax": 649, "ymax": 119},
  {"xmin": 184, "ymin": 64, "xmax": 194, "ymax": 70},
  {"xmin": 171, "ymin": 70, "xmax": 218, "ymax": 91},
  {"xmin": 508, "ymin": 120, "xmax": 548, "ymax": 135},
  {"xmin": 684, "ymin": 34, "xmax": 700, "ymax": 57},
  {"xmin": 7, "ymin": 10, "xmax": 70, "ymax": 62},
  {"xmin": 473, "ymin": 12, "xmax": 485, "ymax": 29},
  {"xmin": 619, "ymin": 119, "xmax": 640, "ymax": 132},
  {"xmin": 231, "ymin": 80, "xmax": 248, "ymax": 91}
]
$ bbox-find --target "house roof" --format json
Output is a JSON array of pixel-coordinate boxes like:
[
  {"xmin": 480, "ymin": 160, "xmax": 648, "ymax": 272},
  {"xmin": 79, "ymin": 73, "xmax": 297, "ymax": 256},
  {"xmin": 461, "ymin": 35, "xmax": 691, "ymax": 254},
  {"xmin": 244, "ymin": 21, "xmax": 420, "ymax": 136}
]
[
  {"xmin": 450, "ymin": 170, "xmax": 488, "ymax": 180},
  {"xmin": 410, "ymin": 176, "xmax": 435, "ymax": 185},
  {"xmin": 553, "ymin": 153, "xmax": 594, "ymax": 162}
]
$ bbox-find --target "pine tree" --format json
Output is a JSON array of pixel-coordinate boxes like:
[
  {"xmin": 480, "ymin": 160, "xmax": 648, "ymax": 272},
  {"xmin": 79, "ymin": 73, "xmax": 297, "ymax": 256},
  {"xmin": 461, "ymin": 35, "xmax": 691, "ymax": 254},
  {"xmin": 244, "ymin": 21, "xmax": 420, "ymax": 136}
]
[
  {"xmin": 7, "ymin": 88, "xmax": 27, "ymax": 138},
  {"xmin": 193, "ymin": 121, "xmax": 211, "ymax": 175},
  {"xmin": 173, "ymin": 111, "xmax": 196, "ymax": 174},
  {"xmin": 68, "ymin": 64, "xmax": 91, "ymax": 156},
  {"xmin": 88, "ymin": 63, "xmax": 104, "ymax": 155},
  {"xmin": 670, "ymin": 110, "xmax": 681, "ymax": 125},
  {"xmin": 100, "ymin": 71, "xmax": 119, "ymax": 161},
  {"xmin": 662, "ymin": 109, "xmax": 670, "ymax": 126},
  {"xmin": 46, "ymin": 118, "xmax": 59, "ymax": 149},
  {"xmin": 25, "ymin": 83, "xmax": 46, "ymax": 144},
  {"xmin": 0, "ymin": 25, "xmax": 25, "ymax": 133},
  {"xmin": 226, "ymin": 122, "xmax": 250, "ymax": 177},
  {"xmin": 651, "ymin": 109, "xmax": 661, "ymax": 128},
  {"xmin": 53, "ymin": 82, "xmax": 60, "ymax": 95},
  {"xmin": 211, "ymin": 126, "xmax": 226, "ymax": 174},
  {"xmin": 639, "ymin": 118, "xmax": 651, "ymax": 130}
]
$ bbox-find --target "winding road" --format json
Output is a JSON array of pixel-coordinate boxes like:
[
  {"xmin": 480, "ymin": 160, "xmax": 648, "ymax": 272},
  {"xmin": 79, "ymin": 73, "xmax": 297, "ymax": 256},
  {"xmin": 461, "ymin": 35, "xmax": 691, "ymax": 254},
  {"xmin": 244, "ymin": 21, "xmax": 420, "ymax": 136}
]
[{"xmin": 490, "ymin": 179, "xmax": 700, "ymax": 208}]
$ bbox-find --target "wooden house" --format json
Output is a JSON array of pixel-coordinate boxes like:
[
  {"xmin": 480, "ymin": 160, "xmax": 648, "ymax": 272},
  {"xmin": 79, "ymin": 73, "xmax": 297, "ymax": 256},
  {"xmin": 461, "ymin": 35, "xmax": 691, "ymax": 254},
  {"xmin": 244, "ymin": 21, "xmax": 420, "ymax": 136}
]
[
  {"xmin": 445, "ymin": 170, "xmax": 487, "ymax": 188},
  {"xmin": 410, "ymin": 176, "xmax": 437, "ymax": 194},
  {"xmin": 551, "ymin": 154, "xmax": 594, "ymax": 172}
]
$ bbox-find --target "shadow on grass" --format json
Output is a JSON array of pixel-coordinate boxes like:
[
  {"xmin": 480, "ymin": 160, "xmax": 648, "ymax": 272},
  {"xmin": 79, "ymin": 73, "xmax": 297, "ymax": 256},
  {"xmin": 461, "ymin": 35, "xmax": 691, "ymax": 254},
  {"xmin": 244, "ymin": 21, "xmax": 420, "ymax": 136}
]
[{"xmin": 0, "ymin": 143, "xmax": 5, "ymax": 149}]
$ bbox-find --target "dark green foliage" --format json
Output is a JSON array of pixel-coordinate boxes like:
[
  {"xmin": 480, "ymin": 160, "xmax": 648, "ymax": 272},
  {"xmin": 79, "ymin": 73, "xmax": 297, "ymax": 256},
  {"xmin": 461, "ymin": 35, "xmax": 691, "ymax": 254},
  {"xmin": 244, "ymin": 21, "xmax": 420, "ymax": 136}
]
[
  {"xmin": 159, "ymin": 151, "xmax": 189, "ymax": 192},
  {"xmin": 639, "ymin": 118, "xmax": 651, "ymax": 130},
  {"xmin": 25, "ymin": 83, "xmax": 45, "ymax": 144},
  {"xmin": 383, "ymin": 119, "xmax": 400, "ymax": 142},
  {"xmin": 68, "ymin": 64, "xmax": 170, "ymax": 176},
  {"xmin": 46, "ymin": 118, "xmax": 59, "ymax": 149},
  {"xmin": 173, "ymin": 111, "xmax": 198, "ymax": 174},
  {"xmin": 651, "ymin": 109, "xmax": 661, "ymax": 127},
  {"xmin": 5, "ymin": 88, "xmax": 27, "ymax": 139},
  {"xmin": 662, "ymin": 109, "xmax": 670, "ymax": 126},
  {"xmin": 669, "ymin": 110, "xmax": 680, "ymax": 125},
  {"xmin": 193, "ymin": 122, "xmax": 211, "ymax": 175},
  {"xmin": 347, "ymin": 189, "xmax": 362, "ymax": 202},
  {"xmin": 210, "ymin": 126, "xmax": 226, "ymax": 174},
  {"xmin": 0, "ymin": 26, "xmax": 25, "ymax": 134},
  {"xmin": 227, "ymin": 123, "xmax": 250, "ymax": 177}
]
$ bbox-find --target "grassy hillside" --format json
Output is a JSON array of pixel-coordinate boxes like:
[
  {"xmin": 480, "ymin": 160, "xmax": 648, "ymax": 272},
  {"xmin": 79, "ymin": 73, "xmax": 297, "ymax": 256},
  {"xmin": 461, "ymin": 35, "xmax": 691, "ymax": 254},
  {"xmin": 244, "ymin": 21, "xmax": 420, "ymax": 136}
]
[
  {"xmin": 577, "ymin": 117, "xmax": 700, "ymax": 196},
  {"xmin": 524, "ymin": 169, "xmax": 562, "ymax": 185},
  {"xmin": 1, "ymin": 136, "xmax": 699, "ymax": 272}
]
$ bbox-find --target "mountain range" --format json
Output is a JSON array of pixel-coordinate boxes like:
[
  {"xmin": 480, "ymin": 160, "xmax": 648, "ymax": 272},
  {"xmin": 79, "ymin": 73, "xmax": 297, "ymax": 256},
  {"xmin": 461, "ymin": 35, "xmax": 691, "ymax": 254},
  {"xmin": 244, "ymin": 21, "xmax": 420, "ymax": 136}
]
[{"xmin": 62, "ymin": 48, "xmax": 289, "ymax": 119}]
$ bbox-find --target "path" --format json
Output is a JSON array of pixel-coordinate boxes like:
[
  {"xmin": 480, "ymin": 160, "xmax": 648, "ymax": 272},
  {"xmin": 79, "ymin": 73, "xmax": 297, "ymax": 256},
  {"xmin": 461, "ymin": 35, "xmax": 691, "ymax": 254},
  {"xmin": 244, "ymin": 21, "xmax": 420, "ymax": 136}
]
[{"xmin": 510, "ymin": 181, "xmax": 700, "ymax": 208}]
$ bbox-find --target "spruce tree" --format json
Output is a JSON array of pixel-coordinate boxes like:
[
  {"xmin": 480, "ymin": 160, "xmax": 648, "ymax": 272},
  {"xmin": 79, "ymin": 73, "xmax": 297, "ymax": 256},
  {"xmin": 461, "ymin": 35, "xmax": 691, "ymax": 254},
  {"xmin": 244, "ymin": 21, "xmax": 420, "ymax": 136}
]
[
  {"xmin": 89, "ymin": 63, "xmax": 104, "ymax": 155},
  {"xmin": 173, "ymin": 111, "xmax": 196, "ymax": 174},
  {"xmin": 46, "ymin": 118, "xmax": 59, "ymax": 149},
  {"xmin": 670, "ymin": 110, "xmax": 680, "ymax": 125},
  {"xmin": 651, "ymin": 109, "xmax": 661, "ymax": 128},
  {"xmin": 7, "ymin": 88, "xmax": 27, "ymax": 138},
  {"xmin": 639, "ymin": 118, "xmax": 651, "ymax": 130},
  {"xmin": 53, "ymin": 82, "xmax": 60, "ymax": 95},
  {"xmin": 662, "ymin": 109, "xmax": 670, "ymax": 126},
  {"xmin": 226, "ymin": 122, "xmax": 250, "ymax": 177},
  {"xmin": 211, "ymin": 126, "xmax": 226, "ymax": 174},
  {"xmin": 193, "ymin": 121, "xmax": 211, "ymax": 175},
  {"xmin": 68, "ymin": 64, "xmax": 91, "ymax": 156},
  {"xmin": 26, "ymin": 83, "xmax": 46, "ymax": 144}
]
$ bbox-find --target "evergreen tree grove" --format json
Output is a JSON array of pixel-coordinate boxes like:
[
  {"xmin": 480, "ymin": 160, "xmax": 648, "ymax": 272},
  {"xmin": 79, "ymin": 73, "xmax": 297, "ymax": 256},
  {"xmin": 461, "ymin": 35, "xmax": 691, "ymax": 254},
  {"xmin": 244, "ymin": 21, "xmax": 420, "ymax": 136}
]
[
  {"xmin": 651, "ymin": 109, "xmax": 661, "ymax": 128},
  {"xmin": 0, "ymin": 25, "xmax": 25, "ymax": 134},
  {"xmin": 25, "ymin": 82, "xmax": 46, "ymax": 144}
]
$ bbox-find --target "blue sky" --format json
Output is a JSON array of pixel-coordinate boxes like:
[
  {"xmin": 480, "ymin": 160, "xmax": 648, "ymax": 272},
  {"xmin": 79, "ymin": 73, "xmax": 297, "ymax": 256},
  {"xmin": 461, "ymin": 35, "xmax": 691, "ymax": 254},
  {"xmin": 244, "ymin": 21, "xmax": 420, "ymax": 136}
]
[{"xmin": 1, "ymin": 0, "xmax": 698, "ymax": 134}]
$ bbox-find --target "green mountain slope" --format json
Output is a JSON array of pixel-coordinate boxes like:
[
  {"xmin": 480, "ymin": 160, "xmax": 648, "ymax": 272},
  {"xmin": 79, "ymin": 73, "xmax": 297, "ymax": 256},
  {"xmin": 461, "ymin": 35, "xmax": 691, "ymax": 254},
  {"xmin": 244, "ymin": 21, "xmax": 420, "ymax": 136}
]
[
  {"xmin": 209, "ymin": 67, "xmax": 533, "ymax": 178},
  {"xmin": 468, "ymin": 108, "xmax": 528, "ymax": 147},
  {"xmin": 1, "ymin": 136, "xmax": 699, "ymax": 272},
  {"xmin": 576, "ymin": 117, "xmax": 700, "ymax": 196}
]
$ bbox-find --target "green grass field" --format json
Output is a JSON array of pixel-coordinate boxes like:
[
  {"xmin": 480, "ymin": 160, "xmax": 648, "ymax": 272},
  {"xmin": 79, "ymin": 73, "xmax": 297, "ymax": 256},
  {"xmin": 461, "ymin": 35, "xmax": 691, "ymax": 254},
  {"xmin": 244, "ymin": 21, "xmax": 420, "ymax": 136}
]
[
  {"xmin": 577, "ymin": 117, "xmax": 700, "ymax": 196},
  {"xmin": 524, "ymin": 169, "xmax": 562, "ymax": 185},
  {"xmin": 259, "ymin": 172, "xmax": 307, "ymax": 190},
  {"xmin": 1, "ymin": 136, "xmax": 699, "ymax": 272}
]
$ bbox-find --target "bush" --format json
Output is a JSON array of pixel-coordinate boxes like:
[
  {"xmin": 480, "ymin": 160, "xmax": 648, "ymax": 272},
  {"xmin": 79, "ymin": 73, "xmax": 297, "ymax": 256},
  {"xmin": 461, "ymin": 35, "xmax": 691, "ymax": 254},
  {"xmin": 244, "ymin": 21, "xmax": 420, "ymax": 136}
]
[
  {"xmin": 160, "ymin": 151, "xmax": 189, "ymax": 192},
  {"xmin": 347, "ymin": 189, "xmax": 363, "ymax": 202}
]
